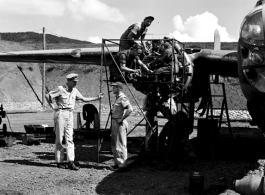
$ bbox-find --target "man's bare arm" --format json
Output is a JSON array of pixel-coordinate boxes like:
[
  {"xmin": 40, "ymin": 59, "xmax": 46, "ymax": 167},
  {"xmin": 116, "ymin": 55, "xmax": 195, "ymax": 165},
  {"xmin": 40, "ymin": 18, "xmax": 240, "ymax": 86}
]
[
  {"xmin": 45, "ymin": 94, "xmax": 57, "ymax": 110},
  {"xmin": 117, "ymin": 104, "xmax": 133, "ymax": 124},
  {"xmin": 79, "ymin": 93, "xmax": 104, "ymax": 102},
  {"xmin": 120, "ymin": 63, "xmax": 140, "ymax": 73},
  {"xmin": 123, "ymin": 104, "xmax": 133, "ymax": 119},
  {"xmin": 127, "ymin": 31, "xmax": 136, "ymax": 46},
  {"xmin": 137, "ymin": 59, "xmax": 153, "ymax": 73}
]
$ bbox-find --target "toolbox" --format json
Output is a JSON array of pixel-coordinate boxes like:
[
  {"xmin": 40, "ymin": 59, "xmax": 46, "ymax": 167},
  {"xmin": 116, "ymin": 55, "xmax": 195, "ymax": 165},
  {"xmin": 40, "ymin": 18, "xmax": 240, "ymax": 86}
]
[
  {"xmin": 22, "ymin": 124, "xmax": 55, "ymax": 145},
  {"xmin": 24, "ymin": 124, "xmax": 54, "ymax": 134}
]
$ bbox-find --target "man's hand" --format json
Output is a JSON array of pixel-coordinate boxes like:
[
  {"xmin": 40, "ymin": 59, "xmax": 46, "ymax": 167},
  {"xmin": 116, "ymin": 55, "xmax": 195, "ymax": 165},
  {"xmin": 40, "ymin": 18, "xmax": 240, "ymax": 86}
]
[
  {"xmin": 144, "ymin": 50, "xmax": 150, "ymax": 56},
  {"xmin": 148, "ymin": 69, "xmax": 153, "ymax": 73},
  {"xmin": 50, "ymin": 104, "xmax": 58, "ymax": 111},
  {"xmin": 98, "ymin": 93, "xmax": 104, "ymax": 100},
  {"xmin": 134, "ymin": 69, "xmax": 141, "ymax": 74},
  {"xmin": 117, "ymin": 118, "xmax": 123, "ymax": 125}
]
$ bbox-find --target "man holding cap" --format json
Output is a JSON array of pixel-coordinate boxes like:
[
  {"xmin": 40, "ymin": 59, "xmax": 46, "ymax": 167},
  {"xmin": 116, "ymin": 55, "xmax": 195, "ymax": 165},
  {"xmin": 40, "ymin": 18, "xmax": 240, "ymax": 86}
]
[
  {"xmin": 45, "ymin": 73, "xmax": 104, "ymax": 171},
  {"xmin": 119, "ymin": 16, "xmax": 154, "ymax": 51},
  {"xmin": 109, "ymin": 82, "xmax": 133, "ymax": 171}
]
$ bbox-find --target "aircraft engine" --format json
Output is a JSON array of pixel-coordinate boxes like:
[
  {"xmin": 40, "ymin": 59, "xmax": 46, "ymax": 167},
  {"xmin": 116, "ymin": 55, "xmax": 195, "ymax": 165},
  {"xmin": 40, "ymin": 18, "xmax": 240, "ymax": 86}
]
[
  {"xmin": 132, "ymin": 40, "xmax": 194, "ymax": 102},
  {"xmin": 238, "ymin": 2, "xmax": 265, "ymax": 131},
  {"xmin": 238, "ymin": 4, "xmax": 265, "ymax": 96}
]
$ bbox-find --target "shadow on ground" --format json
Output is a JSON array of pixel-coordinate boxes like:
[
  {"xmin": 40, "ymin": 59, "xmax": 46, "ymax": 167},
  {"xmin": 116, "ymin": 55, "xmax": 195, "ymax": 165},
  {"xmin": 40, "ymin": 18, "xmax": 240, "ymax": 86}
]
[
  {"xmin": 1, "ymin": 137, "xmax": 112, "ymax": 169},
  {"xmin": 3, "ymin": 159, "xmax": 56, "ymax": 168},
  {"xmin": 95, "ymin": 127, "xmax": 265, "ymax": 195}
]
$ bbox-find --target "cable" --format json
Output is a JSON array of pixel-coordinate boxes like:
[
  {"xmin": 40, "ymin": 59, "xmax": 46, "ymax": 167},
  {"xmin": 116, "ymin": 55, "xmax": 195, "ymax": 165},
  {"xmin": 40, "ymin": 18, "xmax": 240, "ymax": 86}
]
[
  {"xmin": 45, "ymin": 29, "xmax": 61, "ymax": 37},
  {"xmin": 146, "ymin": 33, "xmax": 170, "ymax": 37},
  {"xmin": 151, "ymin": 21, "xmax": 160, "ymax": 39},
  {"xmin": 5, "ymin": 114, "xmax": 13, "ymax": 133},
  {"xmin": 30, "ymin": 28, "xmax": 43, "ymax": 33}
]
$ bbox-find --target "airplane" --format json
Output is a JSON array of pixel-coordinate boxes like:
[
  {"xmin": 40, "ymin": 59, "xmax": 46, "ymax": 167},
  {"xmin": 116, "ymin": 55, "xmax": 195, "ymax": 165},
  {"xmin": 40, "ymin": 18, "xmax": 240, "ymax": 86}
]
[{"xmin": 0, "ymin": 0, "xmax": 263, "ymax": 153}]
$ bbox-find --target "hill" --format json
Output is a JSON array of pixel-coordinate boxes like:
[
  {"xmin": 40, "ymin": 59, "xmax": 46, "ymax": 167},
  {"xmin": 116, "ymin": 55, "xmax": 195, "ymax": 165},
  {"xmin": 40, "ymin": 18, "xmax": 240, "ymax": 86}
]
[
  {"xmin": 0, "ymin": 32, "xmax": 102, "ymax": 50},
  {"xmin": 0, "ymin": 32, "xmax": 92, "ymax": 44},
  {"xmin": 0, "ymin": 32, "xmax": 244, "ymax": 112}
]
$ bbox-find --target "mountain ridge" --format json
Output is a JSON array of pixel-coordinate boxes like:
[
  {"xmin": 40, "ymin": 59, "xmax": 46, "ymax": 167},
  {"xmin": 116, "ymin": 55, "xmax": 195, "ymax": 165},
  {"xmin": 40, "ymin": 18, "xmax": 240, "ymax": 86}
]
[{"xmin": 0, "ymin": 32, "xmax": 92, "ymax": 44}]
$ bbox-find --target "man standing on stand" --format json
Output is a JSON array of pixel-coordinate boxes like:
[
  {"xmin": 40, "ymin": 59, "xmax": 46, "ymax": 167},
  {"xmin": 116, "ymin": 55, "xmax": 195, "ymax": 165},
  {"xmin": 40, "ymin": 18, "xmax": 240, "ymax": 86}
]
[
  {"xmin": 119, "ymin": 16, "xmax": 154, "ymax": 51},
  {"xmin": 45, "ymin": 73, "xmax": 103, "ymax": 170}
]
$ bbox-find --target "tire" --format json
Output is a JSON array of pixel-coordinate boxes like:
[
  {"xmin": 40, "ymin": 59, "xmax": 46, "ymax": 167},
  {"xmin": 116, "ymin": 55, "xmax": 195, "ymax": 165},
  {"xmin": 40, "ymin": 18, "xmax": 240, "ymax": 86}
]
[
  {"xmin": 3, "ymin": 123, "xmax": 7, "ymax": 135},
  {"xmin": 82, "ymin": 104, "xmax": 100, "ymax": 131}
]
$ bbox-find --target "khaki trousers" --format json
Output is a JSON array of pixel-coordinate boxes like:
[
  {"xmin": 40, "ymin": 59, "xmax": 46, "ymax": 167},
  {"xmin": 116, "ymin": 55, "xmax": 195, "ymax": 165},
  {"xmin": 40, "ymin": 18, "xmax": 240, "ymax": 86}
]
[
  {"xmin": 111, "ymin": 119, "xmax": 128, "ymax": 167},
  {"xmin": 54, "ymin": 110, "xmax": 74, "ymax": 163}
]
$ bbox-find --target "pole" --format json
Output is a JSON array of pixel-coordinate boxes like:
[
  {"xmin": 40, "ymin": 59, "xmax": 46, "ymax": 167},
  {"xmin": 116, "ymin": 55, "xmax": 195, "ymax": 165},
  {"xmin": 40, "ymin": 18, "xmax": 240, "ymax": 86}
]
[
  {"xmin": 42, "ymin": 27, "xmax": 46, "ymax": 109},
  {"xmin": 97, "ymin": 38, "xmax": 104, "ymax": 164}
]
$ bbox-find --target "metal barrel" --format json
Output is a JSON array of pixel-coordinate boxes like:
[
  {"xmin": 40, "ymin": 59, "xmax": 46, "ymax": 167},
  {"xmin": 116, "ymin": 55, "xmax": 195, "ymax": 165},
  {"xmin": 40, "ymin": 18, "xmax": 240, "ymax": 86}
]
[{"xmin": 189, "ymin": 171, "xmax": 204, "ymax": 194}]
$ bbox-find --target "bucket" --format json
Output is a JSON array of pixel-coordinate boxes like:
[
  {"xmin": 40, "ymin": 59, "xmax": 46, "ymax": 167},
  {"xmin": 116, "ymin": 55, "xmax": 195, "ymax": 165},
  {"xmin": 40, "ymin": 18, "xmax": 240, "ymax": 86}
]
[
  {"xmin": 234, "ymin": 175, "xmax": 265, "ymax": 195},
  {"xmin": 189, "ymin": 171, "xmax": 204, "ymax": 194},
  {"xmin": 4, "ymin": 136, "xmax": 15, "ymax": 147},
  {"xmin": 24, "ymin": 124, "xmax": 54, "ymax": 134}
]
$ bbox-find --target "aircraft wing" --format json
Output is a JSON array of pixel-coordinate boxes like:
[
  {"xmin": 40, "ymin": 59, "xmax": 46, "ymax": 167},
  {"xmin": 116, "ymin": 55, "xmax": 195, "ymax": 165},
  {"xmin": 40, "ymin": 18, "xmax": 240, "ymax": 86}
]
[
  {"xmin": 189, "ymin": 49, "xmax": 238, "ymax": 78},
  {"xmin": 0, "ymin": 47, "xmax": 119, "ymax": 65},
  {"xmin": 0, "ymin": 46, "xmax": 238, "ymax": 78}
]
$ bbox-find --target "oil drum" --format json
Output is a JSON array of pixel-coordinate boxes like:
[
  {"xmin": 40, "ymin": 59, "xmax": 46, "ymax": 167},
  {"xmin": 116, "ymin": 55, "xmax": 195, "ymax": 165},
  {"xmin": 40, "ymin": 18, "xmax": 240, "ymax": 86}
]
[{"xmin": 189, "ymin": 171, "xmax": 204, "ymax": 194}]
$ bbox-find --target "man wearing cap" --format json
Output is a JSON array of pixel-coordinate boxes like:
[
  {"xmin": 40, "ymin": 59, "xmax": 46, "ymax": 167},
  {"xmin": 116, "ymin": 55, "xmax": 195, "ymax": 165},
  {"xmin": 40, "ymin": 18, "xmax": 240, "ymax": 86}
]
[
  {"xmin": 151, "ymin": 36, "xmax": 180, "ymax": 78},
  {"xmin": 119, "ymin": 16, "xmax": 154, "ymax": 51},
  {"xmin": 109, "ymin": 44, "xmax": 152, "ymax": 81},
  {"xmin": 109, "ymin": 82, "xmax": 133, "ymax": 171},
  {"xmin": 45, "ymin": 73, "xmax": 104, "ymax": 171}
]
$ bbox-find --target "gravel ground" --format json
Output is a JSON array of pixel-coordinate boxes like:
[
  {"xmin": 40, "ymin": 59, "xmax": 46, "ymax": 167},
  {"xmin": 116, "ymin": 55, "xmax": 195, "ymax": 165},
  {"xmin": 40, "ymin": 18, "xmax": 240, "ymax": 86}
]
[{"xmin": 0, "ymin": 124, "xmax": 265, "ymax": 195}]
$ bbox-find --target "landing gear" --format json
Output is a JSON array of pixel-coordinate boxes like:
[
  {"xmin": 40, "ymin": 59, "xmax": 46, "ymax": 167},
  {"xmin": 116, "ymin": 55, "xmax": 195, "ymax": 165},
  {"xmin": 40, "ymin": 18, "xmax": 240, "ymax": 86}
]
[
  {"xmin": 2, "ymin": 124, "xmax": 7, "ymax": 135},
  {"xmin": 0, "ymin": 104, "xmax": 7, "ymax": 136}
]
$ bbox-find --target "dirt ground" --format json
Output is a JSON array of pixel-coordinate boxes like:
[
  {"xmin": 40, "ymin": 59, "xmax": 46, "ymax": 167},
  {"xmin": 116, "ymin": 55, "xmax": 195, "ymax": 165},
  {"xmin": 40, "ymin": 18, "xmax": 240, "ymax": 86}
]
[{"xmin": 0, "ymin": 113, "xmax": 265, "ymax": 195}]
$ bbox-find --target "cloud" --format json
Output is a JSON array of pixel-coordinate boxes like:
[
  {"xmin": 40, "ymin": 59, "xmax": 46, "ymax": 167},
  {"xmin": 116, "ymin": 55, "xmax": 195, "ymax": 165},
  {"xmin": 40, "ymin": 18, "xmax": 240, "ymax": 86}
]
[
  {"xmin": 0, "ymin": 0, "xmax": 64, "ymax": 17},
  {"xmin": 0, "ymin": 0, "xmax": 125, "ymax": 22},
  {"xmin": 171, "ymin": 12, "xmax": 236, "ymax": 42},
  {"xmin": 87, "ymin": 36, "xmax": 102, "ymax": 43},
  {"xmin": 66, "ymin": 0, "xmax": 126, "ymax": 23}
]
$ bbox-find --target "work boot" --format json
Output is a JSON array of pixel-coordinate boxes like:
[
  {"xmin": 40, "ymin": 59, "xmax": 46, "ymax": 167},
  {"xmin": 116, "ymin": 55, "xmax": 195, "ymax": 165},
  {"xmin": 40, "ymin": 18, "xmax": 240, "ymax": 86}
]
[
  {"xmin": 74, "ymin": 161, "xmax": 80, "ymax": 167},
  {"xmin": 67, "ymin": 161, "xmax": 80, "ymax": 171},
  {"xmin": 117, "ymin": 166, "xmax": 128, "ymax": 172},
  {"xmin": 56, "ymin": 163, "xmax": 67, "ymax": 169},
  {"xmin": 108, "ymin": 164, "xmax": 119, "ymax": 171}
]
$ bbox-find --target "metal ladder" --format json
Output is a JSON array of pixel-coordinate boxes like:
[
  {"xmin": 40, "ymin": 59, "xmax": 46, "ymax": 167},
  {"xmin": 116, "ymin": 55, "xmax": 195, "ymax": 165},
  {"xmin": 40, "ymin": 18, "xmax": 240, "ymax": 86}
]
[{"xmin": 206, "ymin": 82, "xmax": 233, "ymax": 139}]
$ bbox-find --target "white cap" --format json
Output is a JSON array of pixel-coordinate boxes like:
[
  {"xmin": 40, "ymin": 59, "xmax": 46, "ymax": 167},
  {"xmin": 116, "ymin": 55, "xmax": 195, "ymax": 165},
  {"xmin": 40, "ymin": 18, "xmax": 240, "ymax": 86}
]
[{"xmin": 66, "ymin": 73, "xmax": 78, "ymax": 81}]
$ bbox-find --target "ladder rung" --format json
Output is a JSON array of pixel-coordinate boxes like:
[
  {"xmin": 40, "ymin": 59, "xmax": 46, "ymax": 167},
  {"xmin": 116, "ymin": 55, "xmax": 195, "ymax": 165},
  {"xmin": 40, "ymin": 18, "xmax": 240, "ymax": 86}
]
[
  {"xmin": 208, "ymin": 116, "xmax": 222, "ymax": 118},
  {"xmin": 207, "ymin": 82, "xmax": 232, "ymax": 138},
  {"xmin": 210, "ymin": 82, "xmax": 224, "ymax": 85},
  {"xmin": 210, "ymin": 95, "xmax": 224, "ymax": 97}
]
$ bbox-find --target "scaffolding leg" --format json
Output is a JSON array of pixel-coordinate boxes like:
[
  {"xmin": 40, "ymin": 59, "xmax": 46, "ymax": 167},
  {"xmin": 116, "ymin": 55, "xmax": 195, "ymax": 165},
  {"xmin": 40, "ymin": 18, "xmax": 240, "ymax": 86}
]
[
  {"xmin": 127, "ymin": 117, "xmax": 145, "ymax": 136},
  {"xmin": 145, "ymin": 110, "xmax": 158, "ymax": 152},
  {"xmin": 224, "ymin": 100, "xmax": 233, "ymax": 139},
  {"xmin": 188, "ymin": 102, "xmax": 195, "ymax": 134}
]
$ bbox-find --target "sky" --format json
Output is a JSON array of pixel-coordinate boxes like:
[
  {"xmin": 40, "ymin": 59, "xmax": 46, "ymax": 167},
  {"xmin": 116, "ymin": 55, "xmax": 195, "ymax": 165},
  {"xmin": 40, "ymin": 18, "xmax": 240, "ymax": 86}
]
[{"xmin": 0, "ymin": 0, "xmax": 257, "ymax": 43}]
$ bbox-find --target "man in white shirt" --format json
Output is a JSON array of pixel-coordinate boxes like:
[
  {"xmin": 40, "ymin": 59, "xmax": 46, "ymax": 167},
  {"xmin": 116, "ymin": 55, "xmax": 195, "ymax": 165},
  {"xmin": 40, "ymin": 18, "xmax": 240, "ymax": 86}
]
[{"xmin": 45, "ymin": 73, "xmax": 103, "ymax": 170}]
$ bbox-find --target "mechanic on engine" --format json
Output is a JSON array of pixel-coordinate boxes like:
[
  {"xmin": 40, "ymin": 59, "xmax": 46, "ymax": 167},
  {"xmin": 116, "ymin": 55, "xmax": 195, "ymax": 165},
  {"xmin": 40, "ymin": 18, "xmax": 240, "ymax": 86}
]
[
  {"xmin": 150, "ymin": 36, "xmax": 180, "ymax": 79},
  {"xmin": 109, "ymin": 44, "xmax": 153, "ymax": 82},
  {"xmin": 119, "ymin": 16, "xmax": 154, "ymax": 52}
]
